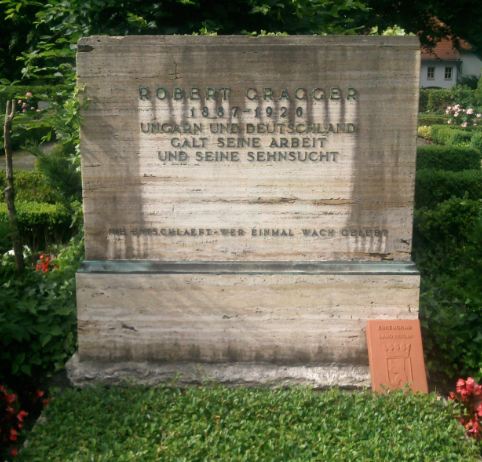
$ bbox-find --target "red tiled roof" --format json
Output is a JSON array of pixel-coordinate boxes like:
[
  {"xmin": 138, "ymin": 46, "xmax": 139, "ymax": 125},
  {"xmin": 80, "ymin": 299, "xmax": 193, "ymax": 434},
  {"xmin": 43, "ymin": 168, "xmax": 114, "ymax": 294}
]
[{"xmin": 421, "ymin": 38, "xmax": 472, "ymax": 61}]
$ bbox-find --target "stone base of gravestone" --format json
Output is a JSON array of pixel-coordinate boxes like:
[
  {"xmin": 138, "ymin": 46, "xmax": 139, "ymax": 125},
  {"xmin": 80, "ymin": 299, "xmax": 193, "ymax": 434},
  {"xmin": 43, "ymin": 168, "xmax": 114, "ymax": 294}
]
[
  {"xmin": 67, "ymin": 261, "xmax": 419, "ymax": 388},
  {"xmin": 67, "ymin": 355, "xmax": 370, "ymax": 388}
]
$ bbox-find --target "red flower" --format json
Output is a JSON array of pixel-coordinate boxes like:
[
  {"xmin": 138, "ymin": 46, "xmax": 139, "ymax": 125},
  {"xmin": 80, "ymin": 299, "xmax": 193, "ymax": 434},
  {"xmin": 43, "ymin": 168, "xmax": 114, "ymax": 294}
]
[
  {"xmin": 42, "ymin": 398, "xmax": 50, "ymax": 407},
  {"xmin": 10, "ymin": 448, "xmax": 18, "ymax": 457},
  {"xmin": 5, "ymin": 393, "xmax": 17, "ymax": 404},
  {"xmin": 448, "ymin": 391, "xmax": 456, "ymax": 400},
  {"xmin": 456, "ymin": 378, "xmax": 466, "ymax": 393},
  {"xmin": 465, "ymin": 418, "xmax": 480, "ymax": 436},
  {"xmin": 16, "ymin": 410, "xmax": 28, "ymax": 422},
  {"xmin": 474, "ymin": 384, "xmax": 482, "ymax": 396},
  {"xmin": 465, "ymin": 377, "xmax": 475, "ymax": 394},
  {"xmin": 9, "ymin": 428, "xmax": 18, "ymax": 441},
  {"xmin": 35, "ymin": 390, "xmax": 45, "ymax": 399},
  {"xmin": 476, "ymin": 403, "xmax": 482, "ymax": 417}
]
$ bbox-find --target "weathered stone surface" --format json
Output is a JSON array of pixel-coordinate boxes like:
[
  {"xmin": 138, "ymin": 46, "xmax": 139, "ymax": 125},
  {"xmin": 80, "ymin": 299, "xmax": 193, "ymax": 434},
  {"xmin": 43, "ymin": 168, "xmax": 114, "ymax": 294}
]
[
  {"xmin": 73, "ymin": 36, "xmax": 421, "ymax": 387},
  {"xmin": 76, "ymin": 266, "xmax": 420, "ymax": 364},
  {"xmin": 67, "ymin": 354, "xmax": 370, "ymax": 388},
  {"xmin": 77, "ymin": 35, "xmax": 420, "ymax": 262}
]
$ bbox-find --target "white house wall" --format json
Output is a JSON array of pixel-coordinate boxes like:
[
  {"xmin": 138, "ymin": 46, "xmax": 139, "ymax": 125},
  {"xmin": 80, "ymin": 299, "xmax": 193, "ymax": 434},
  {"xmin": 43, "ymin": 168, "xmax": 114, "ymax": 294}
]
[
  {"xmin": 460, "ymin": 52, "xmax": 482, "ymax": 78},
  {"xmin": 420, "ymin": 61, "xmax": 458, "ymax": 88}
]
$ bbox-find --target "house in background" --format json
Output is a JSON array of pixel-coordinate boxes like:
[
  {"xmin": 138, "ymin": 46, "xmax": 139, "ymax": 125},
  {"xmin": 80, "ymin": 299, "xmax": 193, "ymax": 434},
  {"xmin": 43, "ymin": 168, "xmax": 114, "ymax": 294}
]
[{"xmin": 420, "ymin": 39, "xmax": 482, "ymax": 88}]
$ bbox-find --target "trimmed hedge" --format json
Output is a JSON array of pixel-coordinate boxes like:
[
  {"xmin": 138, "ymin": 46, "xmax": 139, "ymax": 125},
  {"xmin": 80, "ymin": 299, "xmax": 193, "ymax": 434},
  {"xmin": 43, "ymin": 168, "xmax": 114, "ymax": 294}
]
[
  {"xmin": 419, "ymin": 88, "xmax": 452, "ymax": 113},
  {"xmin": 0, "ymin": 201, "xmax": 72, "ymax": 251},
  {"xmin": 415, "ymin": 169, "xmax": 482, "ymax": 208},
  {"xmin": 471, "ymin": 131, "xmax": 482, "ymax": 153},
  {"xmin": 417, "ymin": 113, "xmax": 447, "ymax": 126},
  {"xmin": 416, "ymin": 145, "xmax": 482, "ymax": 171},
  {"xmin": 431, "ymin": 124, "xmax": 472, "ymax": 145},
  {"xmin": 419, "ymin": 88, "xmax": 478, "ymax": 113},
  {"xmin": 0, "ymin": 171, "xmax": 60, "ymax": 203},
  {"xmin": 17, "ymin": 387, "xmax": 481, "ymax": 461}
]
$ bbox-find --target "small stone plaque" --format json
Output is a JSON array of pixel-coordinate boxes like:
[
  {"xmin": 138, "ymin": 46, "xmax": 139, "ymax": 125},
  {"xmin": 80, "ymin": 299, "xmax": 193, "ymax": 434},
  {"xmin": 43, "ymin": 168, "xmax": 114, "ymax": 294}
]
[{"xmin": 366, "ymin": 320, "xmax": 428, "ymax": 393}]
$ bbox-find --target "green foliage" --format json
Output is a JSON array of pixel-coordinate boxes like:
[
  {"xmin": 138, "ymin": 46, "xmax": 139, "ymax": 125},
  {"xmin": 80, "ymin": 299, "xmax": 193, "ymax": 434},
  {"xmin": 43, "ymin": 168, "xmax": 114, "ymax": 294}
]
[
  {"xmin": 0, "ymin": 170, "xmax": 60, "ymax": 203},
  {"xmin": 419, "ymin": 88, "xmax": 479, "ymax": 114},
  {"xmin": 420, "ymin": 89, "xmax": 453, "ymax": 113},
  {"xmin": 470, "ymin": 131, "xmax": 482, "ymax": 154},
  {"xmin": 0, "ymin": 201, "xmax": 76, "ymax": 252},
  {"xmin": 18, "ymin": 386, "xmax": 481, "ymax": 461},
  {"xmin": 431, "ymin": 124, "xmax": 473, "ymax": 146},
  {"xmin": 0, "ymin": 236, "xmax": 83, "ymax": 383},
  {"xmin": 416, "ymin": 145, "xmax": 481, "ymax": 171},
  {"xmin": 35, "ymin": 146, "xmax": 82, "ymax": 202},
  {"xmin": 413, "ymin": 198, "xmax": 482, "ymax": 381},
  {"xmin": 417, "ymin": 113, "xmax": 447, "ymax": 126},
  {"xmin": 415, "ymin": 170, "xmax": 482, "ymax": 208},
  {"xmin": 0, "ymin": 84, "xmax": 72, "ymax": 153}
]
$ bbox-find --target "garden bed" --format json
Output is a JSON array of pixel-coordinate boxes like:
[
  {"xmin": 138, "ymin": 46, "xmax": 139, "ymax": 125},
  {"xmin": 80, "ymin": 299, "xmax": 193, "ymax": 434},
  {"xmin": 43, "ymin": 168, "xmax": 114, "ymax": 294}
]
[{"xmin": 18, "ymin": 386, "xmax": 480, "ymax": 461}]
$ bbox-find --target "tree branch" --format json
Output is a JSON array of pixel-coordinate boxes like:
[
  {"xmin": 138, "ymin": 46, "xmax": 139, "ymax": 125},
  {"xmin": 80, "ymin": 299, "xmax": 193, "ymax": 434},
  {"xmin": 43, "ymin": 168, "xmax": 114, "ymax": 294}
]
[{"xmin": 3, "ymin": 99, "xmax": 25, "ymax": 272}]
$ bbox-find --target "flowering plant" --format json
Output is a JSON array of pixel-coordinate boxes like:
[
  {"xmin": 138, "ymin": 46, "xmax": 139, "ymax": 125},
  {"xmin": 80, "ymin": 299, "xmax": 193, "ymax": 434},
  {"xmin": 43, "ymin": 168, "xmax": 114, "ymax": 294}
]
[
  {"xmin": 0, "ymin": 385, "xmax": 28, "ymax": 458},
  {"xmin": 35, "ymin": 253, "xmax": 56, "ymax": 273},
  {"xmin": 445, "ymin": 104, "xmax": 481, "ymax": 128},
  {"xmin": 449, "ymin": 377, "xmax": 482, "ymax": 440}
]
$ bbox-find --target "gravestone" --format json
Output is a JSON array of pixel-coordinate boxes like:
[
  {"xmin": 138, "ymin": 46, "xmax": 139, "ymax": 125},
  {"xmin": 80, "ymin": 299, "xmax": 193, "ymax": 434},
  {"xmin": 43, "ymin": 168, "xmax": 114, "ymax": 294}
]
[{"xmin": 67, "ymin": 36, "xmax": 421, "ymax": 387}]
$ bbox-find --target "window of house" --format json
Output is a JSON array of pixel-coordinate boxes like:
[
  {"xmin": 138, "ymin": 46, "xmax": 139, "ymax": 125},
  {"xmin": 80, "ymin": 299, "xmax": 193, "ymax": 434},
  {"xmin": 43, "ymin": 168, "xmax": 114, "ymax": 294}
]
[
  {"xmin": 427, "ymin": 67, "xmax": 435, "ymax": 79},
  {"xmin": 445, "ymin": 66, "xmax": 453, "ymax": 80}
]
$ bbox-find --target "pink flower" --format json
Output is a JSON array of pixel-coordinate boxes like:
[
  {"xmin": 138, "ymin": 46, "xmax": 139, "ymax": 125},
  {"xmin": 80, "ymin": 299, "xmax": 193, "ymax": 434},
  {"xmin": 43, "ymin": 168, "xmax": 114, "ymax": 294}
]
[
  {"xmin": 467, "ymin": 108, "xmax": 474, "ymax": 115},
  {"xmin": 461, "ymin": 121, "xmax": 468, "ymax": 128},
  {"xmin": 466, "ymin": 377, "xmax": 475, "ymax": 393}
]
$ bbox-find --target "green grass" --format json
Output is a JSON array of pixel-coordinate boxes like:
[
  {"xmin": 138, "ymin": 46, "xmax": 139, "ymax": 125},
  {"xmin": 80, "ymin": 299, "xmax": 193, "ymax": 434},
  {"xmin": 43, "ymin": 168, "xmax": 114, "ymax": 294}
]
[{"xmin": 19, "ymin": 386, "xmax": 480, "ymax": 461}]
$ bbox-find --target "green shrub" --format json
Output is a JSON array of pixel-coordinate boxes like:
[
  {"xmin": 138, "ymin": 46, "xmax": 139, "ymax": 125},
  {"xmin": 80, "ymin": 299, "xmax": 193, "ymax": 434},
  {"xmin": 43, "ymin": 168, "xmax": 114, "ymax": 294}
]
[
  {"xmin": 422, "ymin": 88, "xmax": 453, "ymax": 113},
  {"xmin": 0, "ymin": 171, "xmax": 60, "ymax": 203},
  {"xmin": 18, "ymin": 387, "xmax": 481, "ymax": 461},
  {"xmin": 0, "ymin": 237, "xmax": 82, "ymax": 384},
  {"xmin": 415, "ymin": 169, "xmax": 482, "ymax": 208},
  {"xmin": 470, "ymin": 131, "xmax": 482, "ymax": 153},
  {"xmin": 431, "ymin": 124, "xmax": 472, "ymax": 145},
  {"xmin": 0, "ymin": 201, "xmax": 74, "ymax": 252},
  {"xmin": 36, "ymin": 146, "xmax": 82, "ymax": 201},
  {"xmin": 419, "ymin": 89, "xmax": 429, "ymax": 112},
  {"xmin": 413, "ymin": 198, "xmax": 482, "ymax": 381},
  {"xmin": 417, "ymin": 113, "xmax": 447, "ymax": 126},
  {"xmin": 417, "ymin": 125, "xmax": 432, "ymax": 140},
  {"xmin": 416, "ymin": 145, "xmax": 481, "ymax": 171}
]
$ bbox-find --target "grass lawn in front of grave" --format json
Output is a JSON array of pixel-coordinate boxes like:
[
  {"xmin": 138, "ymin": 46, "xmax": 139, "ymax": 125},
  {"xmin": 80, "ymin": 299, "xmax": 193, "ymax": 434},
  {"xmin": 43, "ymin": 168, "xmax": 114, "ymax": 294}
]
[{"xmin": 19, "ymin": 386, "xmax": 480, "ymax": 461}]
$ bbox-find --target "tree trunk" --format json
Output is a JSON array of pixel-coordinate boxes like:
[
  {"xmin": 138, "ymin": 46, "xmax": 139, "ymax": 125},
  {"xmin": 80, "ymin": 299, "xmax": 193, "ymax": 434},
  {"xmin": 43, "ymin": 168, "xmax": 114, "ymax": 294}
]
[{"xmin": 3, "ymin": 99, "xmax": 24, "ymax": 272}]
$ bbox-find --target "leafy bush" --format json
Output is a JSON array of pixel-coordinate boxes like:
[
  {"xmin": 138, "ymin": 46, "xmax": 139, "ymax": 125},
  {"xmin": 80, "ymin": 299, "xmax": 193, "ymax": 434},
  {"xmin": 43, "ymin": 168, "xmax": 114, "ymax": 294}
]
[
  {"xmin": 419, "ymin": 88, "xmax": 478, "ymax": 114},
  {"xmin": 470, "ymin": 131, "xmax": 482, "ymax": 154},
  {"xmin": 417, "ymin": 125, "xmax": 432, "ymax": 140},
  {"xmin": 418, "ymin": 113, "xmax": 447, "ymax": 126},
  {"xmin": 415, "ymin": 169, "xmax": 482, "ymax": 208},
  {"xmin": 420, "ymin": 88, "xmax": 453, "ymax": 113},
  {"xmin": 446, "ymin": 104, "xmax": 482, "ymax": 128},
  {"xmin": 413, "ymin": 198, "xmax": 482, "ymax": 381},
  {"xmin": 35, "ymin": 146, "xmax": 82, "ymax": 202},
  {"xmin": 431, "ymin": 124, "xmax": 472, "ymax": 145},
  {"xmin": 448, "ymin": 378, "xmax": 482, "ymax": 441},
  {"xmin": 0, "ymin": 237, "xmax": 83, "ymax": 384},
  {"xmin": 416, "ymin": 145, "xmax": 481, "ymax": 171},
  {"xmin": 17, "ymin": 387, "xmax": 481, "ymax": 461},
  {"xmin": 0, "ymin": 201, "xmax": 77, "ymax": 253},
  {"xmin": 0, "ymin": 384, "xmax": 28, "ymax": 460},
  {"xmin": 0, "ymin": 171, "xmax": 60, "ymax": 203}
]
